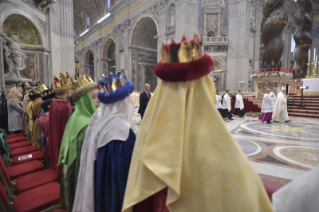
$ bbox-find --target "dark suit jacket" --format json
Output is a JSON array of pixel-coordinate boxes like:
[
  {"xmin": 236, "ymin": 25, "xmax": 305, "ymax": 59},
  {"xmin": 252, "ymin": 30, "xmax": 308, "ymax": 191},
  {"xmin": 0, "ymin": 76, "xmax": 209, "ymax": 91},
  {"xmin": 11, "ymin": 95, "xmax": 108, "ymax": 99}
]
[{"xmin": 138, "ymin": 91, "xmax": 151, "ymax": 116}]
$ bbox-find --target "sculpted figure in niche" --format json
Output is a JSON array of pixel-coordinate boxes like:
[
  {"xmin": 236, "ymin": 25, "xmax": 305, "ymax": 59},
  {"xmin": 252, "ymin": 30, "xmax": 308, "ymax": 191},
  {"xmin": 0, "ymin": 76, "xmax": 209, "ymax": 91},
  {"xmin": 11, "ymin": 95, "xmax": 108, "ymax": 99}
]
[
  {"xmin": 168, "ymin": 5, "xmax": 175, "ymax": 28},
  {"xmin": 2, "ymin": 34, "xmax": 27, "ymax": 78}
]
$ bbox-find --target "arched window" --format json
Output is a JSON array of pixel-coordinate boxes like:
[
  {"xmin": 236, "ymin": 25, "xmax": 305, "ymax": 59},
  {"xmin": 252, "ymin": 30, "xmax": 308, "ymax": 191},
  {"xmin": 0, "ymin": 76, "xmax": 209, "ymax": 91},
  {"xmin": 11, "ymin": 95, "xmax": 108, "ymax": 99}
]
[
  {"xmin": 106, "ymin": 0, "xmax": 110, "ymax": 9},
  {"xmin": 87, "ymin": 17, "xmax": 90, "ymax": 27},
  {"xmin": 74, "ymin": 30, "xmax": 76, "ymax": 38},
  {"xmin": 291, "ymin": 34, "xmax": 296, "ymax": 53}
]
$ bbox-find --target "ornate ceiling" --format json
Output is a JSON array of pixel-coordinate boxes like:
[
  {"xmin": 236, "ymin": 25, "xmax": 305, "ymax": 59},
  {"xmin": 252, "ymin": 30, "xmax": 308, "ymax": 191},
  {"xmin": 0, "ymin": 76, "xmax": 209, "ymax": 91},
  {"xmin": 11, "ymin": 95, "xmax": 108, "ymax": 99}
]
[{"xmin": 73, "ymin": 0, "xmax": 106, "ymax": 35}]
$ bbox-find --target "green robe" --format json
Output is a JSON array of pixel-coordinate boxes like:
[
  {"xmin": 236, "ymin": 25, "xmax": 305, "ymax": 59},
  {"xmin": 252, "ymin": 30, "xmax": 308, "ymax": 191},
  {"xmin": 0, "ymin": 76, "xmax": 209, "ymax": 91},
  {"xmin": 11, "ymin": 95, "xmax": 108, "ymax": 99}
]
[
  {"xmin": 58, "ymin": 91, "xmax": 96, "ymax": 211},
  {"xmin": 60, "ymin": 126, "xmax": 87, "ymax": 211}
]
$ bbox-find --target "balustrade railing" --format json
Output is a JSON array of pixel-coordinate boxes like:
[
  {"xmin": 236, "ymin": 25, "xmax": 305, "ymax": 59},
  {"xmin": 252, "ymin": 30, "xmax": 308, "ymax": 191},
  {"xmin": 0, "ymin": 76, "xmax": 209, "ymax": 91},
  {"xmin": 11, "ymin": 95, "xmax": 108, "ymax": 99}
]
[{"xmin": 203, "ymin": 36, "xmax": 229, "ymax": 43}]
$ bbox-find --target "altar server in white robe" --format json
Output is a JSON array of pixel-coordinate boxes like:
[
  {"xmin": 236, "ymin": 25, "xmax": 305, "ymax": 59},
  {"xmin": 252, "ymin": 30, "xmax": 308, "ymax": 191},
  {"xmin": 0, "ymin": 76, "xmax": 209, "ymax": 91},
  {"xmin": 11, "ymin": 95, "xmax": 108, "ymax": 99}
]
[
  {"xmin": 269, "ymin": 87, "xmax": 277, "ymax": 111},
  {"xmin": 215, "ymin": 90, "xmax": 223, "ymax": 117},
  {"xmin": 259, "ymin": 88, "xmax": 276, "ymax": 124},
  {"xmin": 273, "ymin": 165, "xmax": 319, "ymax": 212},
  {"xmin": 234, "ymin": 90, "xmax": 244, "ymax": 118},
  {"xmin": 222, "ymin": 90, "xmax": 233, "ymax": 120},
  {"xmin": 272, "ymin": 87, "xmax": 290, "ymax": 123}
]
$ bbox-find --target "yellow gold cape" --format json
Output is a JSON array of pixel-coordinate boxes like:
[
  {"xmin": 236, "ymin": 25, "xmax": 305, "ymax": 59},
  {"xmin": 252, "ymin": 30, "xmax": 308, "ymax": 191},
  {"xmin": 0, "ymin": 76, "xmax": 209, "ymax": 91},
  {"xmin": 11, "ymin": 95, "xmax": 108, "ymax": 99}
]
[{"xmin": 122, "ymin": 75, "xmax": 272, "ymax": 212}]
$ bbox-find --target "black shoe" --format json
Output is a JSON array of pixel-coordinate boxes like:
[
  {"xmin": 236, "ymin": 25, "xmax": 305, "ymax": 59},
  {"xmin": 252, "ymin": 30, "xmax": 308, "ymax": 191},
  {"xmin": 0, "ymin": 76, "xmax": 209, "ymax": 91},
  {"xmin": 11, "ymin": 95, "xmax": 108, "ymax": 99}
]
[
  {"xmin": 267, "ymin": 121, "xmax": 272, "ymax": 124},
  {"xmin": 239, "ymin": 116, "xmax": 244, "ymax": 118},
  {"xmin": 229, "ymin": 118, "xmax": 234, "ymax": 120},
  {"xmin": 273, "ymin": 121, "xmax": 279, "ymax": 123},
  {"xmin": 285, "ymin": 120, "xmax": 291, "ymax": 123}
]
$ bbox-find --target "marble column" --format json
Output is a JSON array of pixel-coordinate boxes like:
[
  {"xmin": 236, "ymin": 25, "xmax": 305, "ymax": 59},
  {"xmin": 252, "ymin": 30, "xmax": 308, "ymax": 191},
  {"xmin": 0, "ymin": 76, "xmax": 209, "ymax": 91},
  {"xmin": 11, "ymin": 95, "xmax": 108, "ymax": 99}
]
[
  {"xmin": 227, "ymin": 0, "xmax": 251, "ymax": 91},
  {"xmin": 49, "ymin": 0, "xmax": 75, "ymax": 85}
]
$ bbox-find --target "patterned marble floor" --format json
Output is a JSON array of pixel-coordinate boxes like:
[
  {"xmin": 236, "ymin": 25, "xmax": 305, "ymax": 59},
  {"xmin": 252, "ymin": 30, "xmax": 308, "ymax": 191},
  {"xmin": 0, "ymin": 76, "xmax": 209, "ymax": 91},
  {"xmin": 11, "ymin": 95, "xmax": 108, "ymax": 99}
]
[{"xmin": 130, "ymin": 107, "xmax": 319, "ymax": 186}]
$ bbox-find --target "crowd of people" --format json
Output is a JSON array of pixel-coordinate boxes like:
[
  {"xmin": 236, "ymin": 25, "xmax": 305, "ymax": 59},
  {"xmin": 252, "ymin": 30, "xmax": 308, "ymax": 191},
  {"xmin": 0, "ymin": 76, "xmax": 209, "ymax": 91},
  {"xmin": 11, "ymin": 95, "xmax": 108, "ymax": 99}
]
[
  {"xmin": 215, "ymin": 89, "xmax": 245, "ymax": 120},
  {"xmin": 0, "ymin": 35, "xmax": 314, "ymax": 212},
  {"xmin": 215, "ymin": 87, "xmax": 290, "ymax": 123}
]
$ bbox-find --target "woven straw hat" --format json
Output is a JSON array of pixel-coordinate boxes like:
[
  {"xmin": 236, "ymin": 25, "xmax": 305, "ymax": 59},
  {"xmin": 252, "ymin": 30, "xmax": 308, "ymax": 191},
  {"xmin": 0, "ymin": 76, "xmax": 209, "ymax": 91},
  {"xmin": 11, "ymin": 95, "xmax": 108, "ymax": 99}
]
[
  {"xmin": 71, "ymin": 73, "xmax": 98, "ymax": 102},
  {"xmin": 53, "ymin": 73, "xmax": 72, "ymax": 93}
]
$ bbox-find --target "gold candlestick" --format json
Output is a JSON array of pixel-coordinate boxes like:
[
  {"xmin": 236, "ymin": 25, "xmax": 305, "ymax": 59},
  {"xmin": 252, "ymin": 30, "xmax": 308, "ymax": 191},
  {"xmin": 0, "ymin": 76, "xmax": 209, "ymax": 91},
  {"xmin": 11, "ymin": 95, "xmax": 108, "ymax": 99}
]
[
  {"xmin": 311, "ymin": 61, "xmax": 317, "ymax": 78},
  {"xmin": 306, "ymin": 62, "xmax": 310, "ymax": 79}
]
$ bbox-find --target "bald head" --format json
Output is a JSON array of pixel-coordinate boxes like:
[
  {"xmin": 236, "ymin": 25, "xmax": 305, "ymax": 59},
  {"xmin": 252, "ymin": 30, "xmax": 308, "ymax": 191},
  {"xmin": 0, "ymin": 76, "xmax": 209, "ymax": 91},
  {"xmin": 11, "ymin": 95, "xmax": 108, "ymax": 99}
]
[
  {"xmin": 144, "ymin": 84, "xmax": 150, "ymax": 92},
  {"xmin": 266, "ymin": 88, "xmax": 270, "ymax": 93}
]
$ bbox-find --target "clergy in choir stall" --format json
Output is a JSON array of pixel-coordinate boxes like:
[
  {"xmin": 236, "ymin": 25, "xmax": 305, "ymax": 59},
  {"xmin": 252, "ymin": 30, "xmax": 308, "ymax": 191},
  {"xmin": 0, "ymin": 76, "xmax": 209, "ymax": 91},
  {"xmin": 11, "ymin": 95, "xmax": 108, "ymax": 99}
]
[
  {"xmin": 122, "ymin": 35, "xmax": 272, "ymax": 212},
  {"xmin": 31, "ymin": 86, "xmax": 44, "ymax": 149},
  {"xmin": 215, "ymin": 89, "xmax": 223, "ymax": 117},
  {"xmin": 48, "ymin": 73, "xmax": 72, "ymax": 176},
  {"xmin": 259, "ymin": 88, "xmax": 276, "ymax": 124},
  {"xmin": 58, "ymin": 75, "xmax": 100, "ymax": 211},
  {"xmin": 73, "ymin": 71, "xmax": 136, "ymax": 212},
  {"xmin": 222, "ymin": 90, "xmax": 233, "ymax": 120},
  {"xmin": 272, "ymin": 87, "xmax": 290, "ymax": 123},
  {"xmin": 234, "ymin": 90, "xmax": 244, "ymax": 118},
  {"xmin": 273, "ymin": 165, "xmax": 319, "ymax": 212}
]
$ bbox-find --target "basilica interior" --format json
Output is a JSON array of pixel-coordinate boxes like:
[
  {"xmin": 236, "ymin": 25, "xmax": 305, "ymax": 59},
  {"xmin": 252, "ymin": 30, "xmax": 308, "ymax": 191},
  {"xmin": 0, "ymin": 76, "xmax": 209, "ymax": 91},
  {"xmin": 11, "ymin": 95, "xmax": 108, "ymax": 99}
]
[{"xmin": 0, "ymin": 0, "xmax": 319, "ymax": 211}]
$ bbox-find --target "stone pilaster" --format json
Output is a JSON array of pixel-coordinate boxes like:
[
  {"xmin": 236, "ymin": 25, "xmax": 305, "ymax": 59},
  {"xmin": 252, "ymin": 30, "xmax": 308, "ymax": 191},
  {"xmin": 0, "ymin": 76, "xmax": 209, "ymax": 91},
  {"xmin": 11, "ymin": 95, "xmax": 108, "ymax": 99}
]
[
  {"xmin": 48, "ymin": 0, "xmax": 74, "ymax": 84},
  {"xmin": 227, "ymin": 0, "xmax": 251, "ymax": 91}
]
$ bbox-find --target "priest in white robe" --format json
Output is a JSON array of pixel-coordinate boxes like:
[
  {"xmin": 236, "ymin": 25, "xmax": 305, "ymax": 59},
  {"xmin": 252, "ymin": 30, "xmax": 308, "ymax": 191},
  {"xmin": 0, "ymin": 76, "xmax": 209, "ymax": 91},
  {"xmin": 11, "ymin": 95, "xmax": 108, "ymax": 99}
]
[
  {"xmin": 269, "ymin": 87, "xmax": 277, "ymax": 111},
  {"xmin": 234, "ymin": 90, "xmax": 244, "ymax": 118},
  {"xmin": 272, "ymin": 88, "xmax": 290, "ymax": 122},
  {"xmin": 222, "ymin": 90, "xmax": 233, "ymax": 120},
  {"xmin": 215, "ymin": 89, "xmax": 223, "ymax": 117},
  {"xmin": 259, "ymin": 88, "xmax": 276, "ymax": 124}
]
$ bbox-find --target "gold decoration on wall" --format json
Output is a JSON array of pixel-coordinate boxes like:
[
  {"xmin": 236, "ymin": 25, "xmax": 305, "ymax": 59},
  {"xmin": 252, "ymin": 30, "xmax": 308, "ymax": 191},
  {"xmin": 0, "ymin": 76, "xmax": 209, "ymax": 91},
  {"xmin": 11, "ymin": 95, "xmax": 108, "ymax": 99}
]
[{"xmin": 2, "ymin": 14, "xmax": 42, "ymax": 46}]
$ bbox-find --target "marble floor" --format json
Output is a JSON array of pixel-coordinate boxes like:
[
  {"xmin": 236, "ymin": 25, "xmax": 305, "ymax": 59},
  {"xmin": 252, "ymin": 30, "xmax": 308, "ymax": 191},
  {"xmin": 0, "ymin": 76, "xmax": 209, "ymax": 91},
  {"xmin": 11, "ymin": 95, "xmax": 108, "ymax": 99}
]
[{"xmin": 130, "ymin": 107, "xmax": 319, "ymax": 186}]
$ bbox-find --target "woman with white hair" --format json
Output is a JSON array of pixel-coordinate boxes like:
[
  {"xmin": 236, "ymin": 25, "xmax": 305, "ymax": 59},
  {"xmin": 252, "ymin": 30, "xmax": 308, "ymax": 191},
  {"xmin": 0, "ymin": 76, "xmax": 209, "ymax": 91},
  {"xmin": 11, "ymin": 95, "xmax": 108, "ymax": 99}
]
[
  {"xmin": 6, "ymin": 87, "xmax": 23, "ymax": 134},
  {"xmin": 272, "ymin": 87, "xmax": 290, "ymax": 122}
]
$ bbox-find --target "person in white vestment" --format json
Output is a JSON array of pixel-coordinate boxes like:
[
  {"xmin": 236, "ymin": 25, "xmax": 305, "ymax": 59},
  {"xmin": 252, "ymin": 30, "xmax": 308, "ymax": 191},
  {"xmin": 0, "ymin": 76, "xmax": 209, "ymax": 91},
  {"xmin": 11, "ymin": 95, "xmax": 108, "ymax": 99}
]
[
  {"xmin": 259, "ymin": 88, "xmax": 276, "ymax": 124},
  {"xmin": 215, "ymin": 90, "xmax": 223, "ymax": 117},
  {"xmin": 269, "ymin": 87, "xmax": 277, "ymax": 111},
  {"xmin": 234, "ymin": 90, "xmax": 244, "ymax": 118},
  {"xmin": 273, "ymin": 165, "xmax": 319, "ymax": 212},
  {"xmin": 272, "ymin": 88, "xmax": 290, "ymax": 123},
  {"xmin": 222, "ymin": 90, "xmax": 233, "ymax": 120}
]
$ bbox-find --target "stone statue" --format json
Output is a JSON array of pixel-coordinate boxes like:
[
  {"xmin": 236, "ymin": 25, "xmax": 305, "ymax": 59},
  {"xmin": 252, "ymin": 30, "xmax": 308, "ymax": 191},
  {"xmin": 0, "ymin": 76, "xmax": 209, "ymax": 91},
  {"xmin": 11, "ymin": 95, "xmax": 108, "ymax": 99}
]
[
  {"xmin": 121, "ymin": 33, "xmax": 124, "ymax": 47},
  {"xmin": 2, "ymin": 34, "xmax": 27, "ymax": 78},
  {"xmin": 169, "ymin": 5, "xmax": 175, "ymax": 28}
]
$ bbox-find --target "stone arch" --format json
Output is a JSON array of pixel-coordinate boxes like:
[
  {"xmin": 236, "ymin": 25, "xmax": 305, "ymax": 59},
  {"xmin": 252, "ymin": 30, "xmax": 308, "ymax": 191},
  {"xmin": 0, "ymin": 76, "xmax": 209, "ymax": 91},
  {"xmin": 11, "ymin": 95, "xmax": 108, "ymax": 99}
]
[
  {"xmin": 129, "ymin": 15, "xmax": 159, "ymax": 48},
  {"xmin": 207, "ymin": 30, "xmax": 217, "ymax": 37},
  {"xmin": 2, "ymin": 14, "xmax": 43, "ymax": 46},
  {"xmin": 84, "ymin": 49, "xmax": 94, "ymax": 79},
  {"xmin": 85, "ymin": 49, "xmax": 93, "ymax": 65},
  {"xmin": 213, "ymin": 57, "xmax": 227, "ymax": 71},
  {"xmin": 145, "ymin": 66, "xmax": 157, "ymax": 92},
  {"xmin": 102, "ymin": 38, "xmax": 115, "ymax": 59},
  {"xmin": 0, "ymin": 6, "xmax": 47, "ymax": 49},
  {"xmin": 129, "ymin": 15, "xmax": 158, "ymax": 91},
  {"xmin": 101, "ymin": 38, "xmax": 116, "ymax": 75}
]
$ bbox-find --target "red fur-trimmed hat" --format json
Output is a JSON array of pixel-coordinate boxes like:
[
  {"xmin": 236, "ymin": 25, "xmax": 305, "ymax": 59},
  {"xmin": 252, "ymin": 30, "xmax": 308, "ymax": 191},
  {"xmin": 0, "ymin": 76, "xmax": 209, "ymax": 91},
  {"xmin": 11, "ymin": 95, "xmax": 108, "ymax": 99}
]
[{"xmin": 154, "ymin": 34, "xmax": 215, "ymax": 82}]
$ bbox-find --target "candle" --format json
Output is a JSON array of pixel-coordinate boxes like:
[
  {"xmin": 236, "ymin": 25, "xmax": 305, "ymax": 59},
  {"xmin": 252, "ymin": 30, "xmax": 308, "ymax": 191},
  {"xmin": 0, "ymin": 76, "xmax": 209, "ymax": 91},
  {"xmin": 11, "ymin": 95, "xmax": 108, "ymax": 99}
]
[
  {"xmin": 316, "ymin": 55, "xmax": 318, "ymax": 67},
  {"xmin": 308, "ymin": 49, "xmax": 311, "ymax": 62},
  {"xmin": 314, "ymin": 48, "xmax": 316, "ymax": 61}
]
